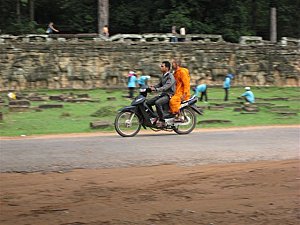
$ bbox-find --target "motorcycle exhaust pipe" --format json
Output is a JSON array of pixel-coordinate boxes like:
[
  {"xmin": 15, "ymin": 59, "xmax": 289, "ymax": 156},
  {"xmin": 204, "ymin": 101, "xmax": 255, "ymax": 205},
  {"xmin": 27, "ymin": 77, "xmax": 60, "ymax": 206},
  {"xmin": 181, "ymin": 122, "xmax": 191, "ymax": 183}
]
[{"xmin": 190, "ymin": 105, "xmax": 203, "ymax": 115}]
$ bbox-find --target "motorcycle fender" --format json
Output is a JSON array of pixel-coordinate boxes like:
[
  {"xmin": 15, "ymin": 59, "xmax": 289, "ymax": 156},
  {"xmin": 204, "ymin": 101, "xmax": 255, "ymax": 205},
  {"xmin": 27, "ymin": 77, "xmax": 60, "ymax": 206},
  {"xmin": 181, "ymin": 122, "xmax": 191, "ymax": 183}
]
[
  {"xmin": 190, "ymin": 105, "xmax": 203, "ymax": 115},
  {"xmin": 118, "ymin": 105, "xmax": 136, "ymax": 113}
]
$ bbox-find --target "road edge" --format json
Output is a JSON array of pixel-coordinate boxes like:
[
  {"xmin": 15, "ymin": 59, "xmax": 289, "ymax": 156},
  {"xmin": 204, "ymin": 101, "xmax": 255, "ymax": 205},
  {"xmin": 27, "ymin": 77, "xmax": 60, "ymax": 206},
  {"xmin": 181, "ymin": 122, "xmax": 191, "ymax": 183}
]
[{"xmin": 1, "ymin": 124, "xmax": 299, "ymax": 140}]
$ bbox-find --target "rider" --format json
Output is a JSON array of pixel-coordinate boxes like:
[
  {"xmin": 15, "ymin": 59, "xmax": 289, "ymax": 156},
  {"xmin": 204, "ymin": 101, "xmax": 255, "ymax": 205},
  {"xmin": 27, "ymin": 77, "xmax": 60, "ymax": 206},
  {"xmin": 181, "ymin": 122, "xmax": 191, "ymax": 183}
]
[
  {"xmin": 147, "ymin": 61, "xmax": 176, "ymax": 127},
  {"xmin": 169, "ymin": 58, "xmax": 191, "ymax": 122}
]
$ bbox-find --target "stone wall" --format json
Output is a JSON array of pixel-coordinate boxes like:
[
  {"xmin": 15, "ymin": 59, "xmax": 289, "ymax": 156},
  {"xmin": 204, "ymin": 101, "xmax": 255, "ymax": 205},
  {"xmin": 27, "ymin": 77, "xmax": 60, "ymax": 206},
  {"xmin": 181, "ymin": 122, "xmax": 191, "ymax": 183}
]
[{"xmin": 0, "ymin": 39, "xmax": 299, "ymax": 91}]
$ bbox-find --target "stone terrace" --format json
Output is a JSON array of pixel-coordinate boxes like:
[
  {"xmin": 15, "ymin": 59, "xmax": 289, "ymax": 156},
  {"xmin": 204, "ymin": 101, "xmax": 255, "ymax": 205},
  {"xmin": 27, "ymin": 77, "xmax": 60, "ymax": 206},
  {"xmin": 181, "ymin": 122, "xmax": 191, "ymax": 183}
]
[{"xmin": 0, "ymin": 34, "xmax": 299, "ymax": 91}]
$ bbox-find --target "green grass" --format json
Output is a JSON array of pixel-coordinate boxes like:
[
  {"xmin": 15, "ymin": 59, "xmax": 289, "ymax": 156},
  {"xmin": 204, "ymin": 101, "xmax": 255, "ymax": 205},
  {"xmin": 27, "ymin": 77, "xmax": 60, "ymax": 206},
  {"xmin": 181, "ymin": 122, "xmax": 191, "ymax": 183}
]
[{"xmin": 0, "ymin": 87, "xmax": 299, "ymax": 136}]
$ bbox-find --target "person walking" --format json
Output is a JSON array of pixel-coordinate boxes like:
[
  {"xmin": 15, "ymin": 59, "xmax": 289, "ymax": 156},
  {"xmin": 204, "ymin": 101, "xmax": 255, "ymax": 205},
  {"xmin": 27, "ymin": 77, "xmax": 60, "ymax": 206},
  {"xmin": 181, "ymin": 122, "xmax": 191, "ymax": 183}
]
[
  {"xmin": 223, "ymin": 73, "xmax": 234, "ymax": 101},
  {"xmin": 171, "ymin": 26, "xmax": 178, "ymax": 43},
  {"xmin": 179, "ymin": 27, "xmax": 186, "ymax": 42},
  {"xmin": 127, "ymin": 71, "xmax": 137, "ymax": 98},
  {"xmin": 169, "ymin": 58, "xmax": 191, "ymax": 122},
  {"xmin": 102, "ymin": 25, "xmax": 109, "ymax": 37},
  {"xmin": 46, "ymin": 22, "xmax": 59, "ymax": 34}
]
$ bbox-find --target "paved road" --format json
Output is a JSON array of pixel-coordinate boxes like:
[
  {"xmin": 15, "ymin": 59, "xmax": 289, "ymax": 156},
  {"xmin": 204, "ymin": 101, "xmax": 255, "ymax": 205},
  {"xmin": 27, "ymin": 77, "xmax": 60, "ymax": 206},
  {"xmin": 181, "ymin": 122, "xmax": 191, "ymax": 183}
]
[{"xmin": 0, "ymin": 126, "xmax": 299, "ymax": 172}]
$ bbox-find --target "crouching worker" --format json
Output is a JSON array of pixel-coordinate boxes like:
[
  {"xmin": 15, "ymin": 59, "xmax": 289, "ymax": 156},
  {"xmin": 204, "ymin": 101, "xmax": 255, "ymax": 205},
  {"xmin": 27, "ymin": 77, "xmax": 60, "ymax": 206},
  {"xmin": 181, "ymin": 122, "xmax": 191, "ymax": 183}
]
[
  {"xmin": 169, "ymin": 58, "xmax": 191, "ymax": 122},
  {"xmin": 240, "ymin": 87, "xmax": 255, "ymax": 103},
  {"xmin": 147, "ymin": 61, "xmax": 175, "ymax": 127},
  {"xmin": 193, "ymin": 78, "xmax": 208, "ymax": 102}
]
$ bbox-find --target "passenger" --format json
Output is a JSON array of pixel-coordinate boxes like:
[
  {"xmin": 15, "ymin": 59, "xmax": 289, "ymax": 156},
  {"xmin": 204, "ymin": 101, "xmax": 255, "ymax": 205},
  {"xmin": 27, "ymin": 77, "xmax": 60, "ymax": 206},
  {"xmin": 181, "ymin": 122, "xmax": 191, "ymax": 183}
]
[
  {"xmin": 169, "ymin": 58, "xmax": 191, "ymax": 122},
  {"xmin": 147, "ymin": 61, "xmax": 175, "ymax": 127}
]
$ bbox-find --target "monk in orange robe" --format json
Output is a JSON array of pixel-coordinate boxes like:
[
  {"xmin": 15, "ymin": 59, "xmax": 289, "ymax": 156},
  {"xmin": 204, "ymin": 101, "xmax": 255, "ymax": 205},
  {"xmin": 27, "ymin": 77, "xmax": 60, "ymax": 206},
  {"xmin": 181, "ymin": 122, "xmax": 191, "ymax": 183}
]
[{"xmin": 169, "ymin": 59, "xmax": 191, "ymax": 117}]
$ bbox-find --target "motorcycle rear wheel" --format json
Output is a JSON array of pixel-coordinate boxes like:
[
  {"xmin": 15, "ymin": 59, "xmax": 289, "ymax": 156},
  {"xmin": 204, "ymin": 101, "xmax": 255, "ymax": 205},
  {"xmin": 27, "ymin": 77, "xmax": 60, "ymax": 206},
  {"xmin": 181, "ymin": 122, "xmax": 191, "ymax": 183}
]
[
  {"xmin": 173, "ymin": 107, "xmax": 196, "ymax": 135},
  {"xmin": 114, "ymin": 111, "xmax": 141, "ymax": 137}
]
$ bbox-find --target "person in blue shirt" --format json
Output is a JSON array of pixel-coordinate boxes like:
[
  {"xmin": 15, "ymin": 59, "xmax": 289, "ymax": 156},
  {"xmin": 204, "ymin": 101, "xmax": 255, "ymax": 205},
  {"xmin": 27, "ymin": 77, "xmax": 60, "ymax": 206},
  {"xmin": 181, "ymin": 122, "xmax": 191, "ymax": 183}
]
[
  {"xmin": 127, "ymin": 71, "xmax": 137, "ymax": 98},
  {"xmin": 241, "ymin": 87, "xmax": 255, "ymax": 103},
  {"xmin": 193, "ymin": 79, "xmax": 208, "ymax": 102},
  {"xmin": 223, "ymin": 73, "xmax": 234, "ymax": 101},
  {"xmin": 137, "ymin": 71, "xmax": 151, "ymax": 87}
]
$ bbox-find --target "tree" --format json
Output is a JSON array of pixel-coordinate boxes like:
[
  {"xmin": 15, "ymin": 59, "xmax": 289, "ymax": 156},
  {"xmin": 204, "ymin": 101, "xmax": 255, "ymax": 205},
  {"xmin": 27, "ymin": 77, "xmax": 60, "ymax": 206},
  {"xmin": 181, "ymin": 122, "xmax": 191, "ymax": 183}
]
[
  {"xmin": 29, "ymin": 0, "xmax": 35, "ymax": 21},
  {"xmin": 0, "ymin": 0, "xmax": 298, "ymax": 41},
  {"xmin": 98, "ymin": 0, "xmax": 109, "ymax": 35}
]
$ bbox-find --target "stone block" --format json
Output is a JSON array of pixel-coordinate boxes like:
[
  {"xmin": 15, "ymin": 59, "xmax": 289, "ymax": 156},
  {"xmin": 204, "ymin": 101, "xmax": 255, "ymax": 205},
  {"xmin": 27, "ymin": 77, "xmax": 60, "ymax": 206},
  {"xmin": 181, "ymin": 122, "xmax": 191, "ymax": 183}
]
[
  {"xmin": 243, "ymin": 107, "xmax": 259, "ymax": 112},
  {"xmin": 199, "ymin": 119, "xmax": 231, "ymax": 124},
  {"xmin": 90, "ymin": 121, "xmax": 111, "ymax": 129},
  {"xmin": 9, "ymin": 106, "xmax": 30, "ymax": 112},
  {"xmin": 275, "ymin": 112, "xmax": 297, "ymax": 116},
  {"xmin": 77, "ymin": 94, "xmax": 89, "ymax": 98},
  {"xmin": 57, "ymin": 38, "xmax": 66, "ymax": 42},
  {"xmin": 255, "ymin": 102, "xmax": 275, "ymax": 107},
  {"xmin": 107, "ymin": 96, "xmax": 116, "ymax": 101},
  {"xmin": 38, "ymin": 104, "xmax": 63, "ymax": 109},
  {"xmin": 262, "ymin": 97, "xmax": 289, "ymax": 101},
  {"xmin": 240, "ymin": 112, "xmax": 257, "ymax": 114},
  {"xmin": 214, "ymin": 103, "xmax": 240, "ymax": 107},
  {"xmin": 208, "ymin": 105, "xmax": 224, "ymax": 110},
  {"xmin": 49, "ymin": 96, "xmax": 64, "ymax": 101},
  {"xmin": 281, "ymin": 37, "xmax": 300, "ymax": 47},
  {"xmin": 9, "ymin": 100, "xmax": 30, "ymax": 107},
  {"xmin": 187, "ymin": 34, "xmax": 224, "ymax": 43},
  {"xmin": 239, "ymin": 36, "xmax": 263, "ymax": 45},
  {"xmin": 233, "ymin": 107, "xmax": 243, "ymax": 112},
  {"xmin": 65, "ymin": 98, "xmax": 95, "ymax": 103}
]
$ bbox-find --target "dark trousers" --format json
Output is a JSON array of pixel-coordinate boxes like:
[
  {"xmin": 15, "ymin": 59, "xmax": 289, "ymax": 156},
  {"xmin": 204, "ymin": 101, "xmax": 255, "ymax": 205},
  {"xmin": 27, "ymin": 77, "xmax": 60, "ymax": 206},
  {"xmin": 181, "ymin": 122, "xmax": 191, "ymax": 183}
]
[
  {"xmin": 146, "ymin": 95, "xmax": 170, "ymax": 120},
  {"xmin": 224, "ymin": 88, "xmax": 229, "ymax": 101},
  {"xmin": 128, "ymin": 87, "xmax": 135, "ymax": 98},
  {"xmin": 199, "ymin": 89, "xmax": 208, "ymax": 102}
]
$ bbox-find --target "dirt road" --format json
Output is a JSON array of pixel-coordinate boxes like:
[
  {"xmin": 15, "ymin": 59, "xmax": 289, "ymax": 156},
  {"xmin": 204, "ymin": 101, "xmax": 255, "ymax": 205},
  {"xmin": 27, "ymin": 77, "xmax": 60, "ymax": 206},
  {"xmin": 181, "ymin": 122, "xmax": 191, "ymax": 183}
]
[
  {"xmin": 0, "ymin": 126, "xmax": 299, "ymax": 225},
  {"xmin": 1, "ymin": 160, "xmax": 299, "ymax": 225}
]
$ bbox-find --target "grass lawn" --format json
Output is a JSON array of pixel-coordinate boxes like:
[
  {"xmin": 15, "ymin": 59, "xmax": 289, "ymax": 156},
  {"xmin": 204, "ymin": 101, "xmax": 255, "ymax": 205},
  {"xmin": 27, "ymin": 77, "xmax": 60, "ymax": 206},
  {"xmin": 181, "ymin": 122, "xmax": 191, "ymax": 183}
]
[{"xmin": 0, "ymin": 87, "xmax": 299, "ymax": 136}]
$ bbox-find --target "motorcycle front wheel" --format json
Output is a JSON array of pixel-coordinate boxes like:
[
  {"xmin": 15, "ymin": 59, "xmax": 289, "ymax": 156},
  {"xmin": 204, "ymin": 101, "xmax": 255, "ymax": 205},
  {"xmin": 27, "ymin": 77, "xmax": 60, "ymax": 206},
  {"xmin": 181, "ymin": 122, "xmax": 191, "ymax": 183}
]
[
  {"xmin": 114, "ymin": 111, "xmax": 141, "ymax": 137},
  {"xmin": 173, "ymin": 107, "xmax": 196, "ymax": 135}
]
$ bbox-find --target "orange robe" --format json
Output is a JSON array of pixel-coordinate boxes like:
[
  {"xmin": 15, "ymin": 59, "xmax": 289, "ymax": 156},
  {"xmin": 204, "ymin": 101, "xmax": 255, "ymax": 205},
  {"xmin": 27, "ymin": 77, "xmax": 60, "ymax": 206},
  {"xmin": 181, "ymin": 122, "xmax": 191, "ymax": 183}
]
[{"xmin": 169, "ymin": 67, "xmax": 191, "ymax": 114}]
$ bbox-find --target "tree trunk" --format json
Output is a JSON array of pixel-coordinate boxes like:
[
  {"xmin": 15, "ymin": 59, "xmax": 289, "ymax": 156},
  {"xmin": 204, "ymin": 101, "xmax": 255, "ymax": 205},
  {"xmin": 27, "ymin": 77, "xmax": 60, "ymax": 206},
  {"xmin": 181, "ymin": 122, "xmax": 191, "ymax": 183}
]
[
  {"xmin": 98, "ymin": 0, "xmax": 109, "ymax": 35},
  {"xmin": 270, "ymin": 7, "xmax": 277, "ymax": 43},
  {"xmin": 251, "ymin": 0, "xmax": 257, "ymax": 35},
  {"xmin": 29, "ymin": 0, "xmax": 35, "ymax": 22},
  {"xmin": 16, "ymin": 0, "xmax": 21, "ymax": 23}
]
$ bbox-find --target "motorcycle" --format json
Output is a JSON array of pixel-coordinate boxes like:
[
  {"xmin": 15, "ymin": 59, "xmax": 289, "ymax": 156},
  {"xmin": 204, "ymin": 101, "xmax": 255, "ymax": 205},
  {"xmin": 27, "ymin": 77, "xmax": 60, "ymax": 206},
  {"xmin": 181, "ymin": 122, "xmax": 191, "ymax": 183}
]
[{"xmin": 114, "ymin": 87, "xmax": 203, "ymax": 137}]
